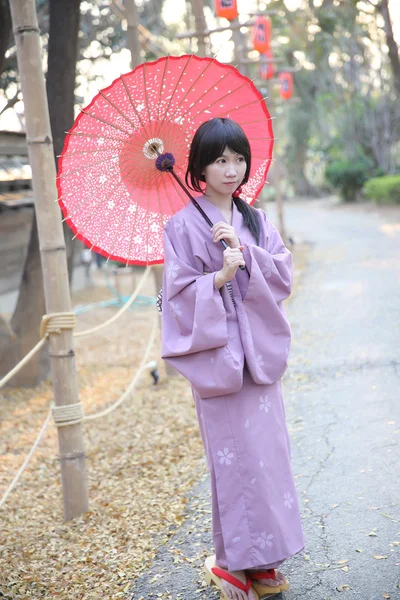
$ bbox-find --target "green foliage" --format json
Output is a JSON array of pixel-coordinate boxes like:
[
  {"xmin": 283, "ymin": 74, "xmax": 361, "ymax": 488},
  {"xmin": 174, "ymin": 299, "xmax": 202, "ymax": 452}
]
[
  {"xmin": 363, "ymin": 175, "xmax": 400, "ymax": 204},
  {"xmin": 325, "ymin": 158, "xmax": 373, "ymax": 202}
]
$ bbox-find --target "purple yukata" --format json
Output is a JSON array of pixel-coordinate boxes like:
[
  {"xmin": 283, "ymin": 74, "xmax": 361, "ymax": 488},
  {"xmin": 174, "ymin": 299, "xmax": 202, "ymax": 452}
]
[{"xmin": 161, "ymin": 195, "xmax": 305, "ymax": 572}]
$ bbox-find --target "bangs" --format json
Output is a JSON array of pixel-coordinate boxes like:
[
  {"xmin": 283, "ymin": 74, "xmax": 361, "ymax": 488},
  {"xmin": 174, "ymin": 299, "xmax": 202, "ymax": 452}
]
[
  {"xmin": 201, "ymin": 123, "xmax": 249, "ymax": 165},
  {"xmin": 185, "ymin": 118, "xmax": 251, "ymax": 193}
]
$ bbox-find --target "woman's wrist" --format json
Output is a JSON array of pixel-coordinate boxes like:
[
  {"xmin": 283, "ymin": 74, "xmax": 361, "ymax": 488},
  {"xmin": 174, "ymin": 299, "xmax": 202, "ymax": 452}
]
[{"xmin": 214, "ymin": 270, "xmax": 229, "ymax": 290}]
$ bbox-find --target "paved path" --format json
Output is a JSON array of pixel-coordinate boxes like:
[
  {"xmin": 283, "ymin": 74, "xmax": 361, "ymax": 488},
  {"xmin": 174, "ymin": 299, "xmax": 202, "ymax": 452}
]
[{"xmin": 130, "ymin": 199, "xmax": 400, "ymax": 600}]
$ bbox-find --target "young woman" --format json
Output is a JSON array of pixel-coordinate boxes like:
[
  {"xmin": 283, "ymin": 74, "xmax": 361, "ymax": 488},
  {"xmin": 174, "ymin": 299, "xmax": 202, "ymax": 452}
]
[{"xmin": 161, "ymin": 118, "xmax": 305, "ymax": 600}]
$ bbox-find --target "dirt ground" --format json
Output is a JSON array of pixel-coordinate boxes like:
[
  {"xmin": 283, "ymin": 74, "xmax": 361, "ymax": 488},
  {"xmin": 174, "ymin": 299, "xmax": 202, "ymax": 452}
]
[{"xmin": 0, "ymin": 242, "xmax": 309, "ymax": 600}]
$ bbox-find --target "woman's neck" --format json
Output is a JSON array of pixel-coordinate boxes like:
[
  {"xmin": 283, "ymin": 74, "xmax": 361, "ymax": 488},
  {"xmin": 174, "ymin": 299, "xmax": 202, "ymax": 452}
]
[{"xmin": 203, "ymin": 190, "xmax": 233, "ymax": 211}]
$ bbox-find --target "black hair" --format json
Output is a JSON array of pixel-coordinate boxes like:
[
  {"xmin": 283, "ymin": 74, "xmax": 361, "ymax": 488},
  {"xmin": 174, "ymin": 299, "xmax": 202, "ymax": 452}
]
[{"xmin": 185, "ymin": 118, "xmax": 260, "ymax": 245}]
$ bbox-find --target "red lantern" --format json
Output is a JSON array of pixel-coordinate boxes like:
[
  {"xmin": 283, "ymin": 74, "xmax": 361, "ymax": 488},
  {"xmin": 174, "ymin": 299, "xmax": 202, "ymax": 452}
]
[
  {"xmin": 215, "ymin": 0, "xmax": 239, "ymax": 20},
  {"xmin": 279, "ymin": 72, "xmax": 294, "ymax": 99},
  {"xmin": 252, "ymin": 16, "xmax": 271, "ymax": 54},
  {"xmin": 259, "ymin": 49, "xmax": 275, "ymax": 80}
]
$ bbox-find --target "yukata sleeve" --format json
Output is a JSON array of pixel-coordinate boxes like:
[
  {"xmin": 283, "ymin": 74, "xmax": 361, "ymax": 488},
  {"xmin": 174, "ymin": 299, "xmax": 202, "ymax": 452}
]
[
  {"xmin": 234, "ymin": 209, "xmax": 293, "ymax": 385},
  {"xmin": 161, "ymin": 220, "xmax": 243, "ymax": 399}
]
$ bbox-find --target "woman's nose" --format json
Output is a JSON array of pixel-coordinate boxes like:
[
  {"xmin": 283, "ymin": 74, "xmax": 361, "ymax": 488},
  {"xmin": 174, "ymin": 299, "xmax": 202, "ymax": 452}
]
[{"xmin": 225, "ymin": 165, "xmax": 237, "ymax": 176}]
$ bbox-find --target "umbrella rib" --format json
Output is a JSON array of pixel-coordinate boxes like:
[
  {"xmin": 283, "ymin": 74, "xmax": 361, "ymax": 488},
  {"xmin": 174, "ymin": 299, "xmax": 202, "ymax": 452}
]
[
  {"xmin": 125, "ymin": 191, "xmax": 143, "ymax": 266},
  {"xmin": 234, "ymin": 118, "xmax": 273, "ymax": 127},
  {"xmin": 158, "ymin": 54, "xmax": 193, "ymax": 129},
  {"xmin": 165, "ymin": 169, "xmax": 190, "ymax": 211},
  {"xmin": 57, "ymin": 155, "xmax": 120, "ymax": 179},
  {"xmin": 142, "ymin": 61, "xmax": 152, "ymax": 126},
  {"xmin": 70, "ymin": 178, "xmax": 126, "ymax": 241},
  {"xmin": 66, "ymin": 131, "xmax": 127, "ymax": 144},
  {"xmin": 60, "ymin": 146, "xmax": 124, "ymax": 158},
  {"xmin": 97, "ymin": 89, "xmax": 141, "ymax": 133},
  {"xmin": 190, "ymin": 78, "xmax": 258, "ymax": 121},
  {"xmin": 106, "ymin": 193, "xmax": 134, "ymax": 262},
  {"xmin": 156, "ymin": 55, "xmax": 169, "ymax": 124},
  {"xmin": 166, "ymin": 56, "xmax": 217, "ymax": 126},
  {"xmin": 159, "ymin": 172, "xmax": 178, "ymax": 219},
  {"xmin": 183, "ymin": 66, "xmax": 238, "ymax": 116},
  {"xmin": 60, "ymin": 175, "xmax": 124, "ymax": 223},
  {"xmin": 219, "ymin": 96, "xmax": 270, "ymax": 117},
  {"xmin": 119, "ymin": 160, "xmax": 160, "ymax": 186},
  {"xmin": 120, "ymin": 72, "xmax": 152, "ymax": 140},
  {"xmin": 84, "ymin": 180, "xmax": 129, "ymax": 252},
  {"xmin": 79, "ymin": 108, "xmax": 132, "ymax": 136}
]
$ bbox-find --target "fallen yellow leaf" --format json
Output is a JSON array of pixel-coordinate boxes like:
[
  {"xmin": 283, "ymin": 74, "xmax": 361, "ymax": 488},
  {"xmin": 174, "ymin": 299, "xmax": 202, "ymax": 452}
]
[{"xmin": 373, "ymin": 556, "xmax": 388, "ymax": 560}]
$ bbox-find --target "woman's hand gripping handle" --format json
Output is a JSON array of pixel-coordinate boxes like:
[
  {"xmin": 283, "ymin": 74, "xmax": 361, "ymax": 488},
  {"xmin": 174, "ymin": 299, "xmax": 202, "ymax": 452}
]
[{"xmin": 214, "ymin": 246, "xmax": 246, "ymax": 290}]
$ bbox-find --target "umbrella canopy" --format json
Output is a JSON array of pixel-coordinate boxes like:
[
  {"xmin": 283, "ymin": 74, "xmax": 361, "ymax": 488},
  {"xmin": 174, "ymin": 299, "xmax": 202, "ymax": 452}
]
[{"xmin": 57, "ymin": 54, "xmax": 274, "ymax": 265}]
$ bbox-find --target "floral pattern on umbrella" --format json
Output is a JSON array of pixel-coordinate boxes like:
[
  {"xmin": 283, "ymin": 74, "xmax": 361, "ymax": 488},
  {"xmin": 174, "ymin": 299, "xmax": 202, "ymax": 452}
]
[{"xmin": 57, "ymin": 54, "xmax": 274, "ymax": 265}]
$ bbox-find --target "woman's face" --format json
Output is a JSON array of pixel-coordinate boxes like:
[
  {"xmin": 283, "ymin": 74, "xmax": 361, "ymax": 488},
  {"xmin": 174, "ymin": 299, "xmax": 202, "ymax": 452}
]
[{"xmin": 202, "ymin": 147, "xmax": 247, "ymax": 199}]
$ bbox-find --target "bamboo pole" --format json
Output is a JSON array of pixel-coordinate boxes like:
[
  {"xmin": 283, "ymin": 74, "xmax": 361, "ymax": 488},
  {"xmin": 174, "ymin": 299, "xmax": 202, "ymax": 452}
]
[
  {"xmin": 9, "ymin": 0, "xmax": 89, "ymax": 520},
  {"xmin": 124, "ymin": 0, "xmax": 141, "ymax": 69}
]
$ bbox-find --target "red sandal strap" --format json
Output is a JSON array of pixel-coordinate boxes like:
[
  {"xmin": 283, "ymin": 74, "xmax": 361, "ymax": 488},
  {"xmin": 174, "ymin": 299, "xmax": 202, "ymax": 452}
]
[
  {"xmin": 247, "ymin": 569, "xmax": 276, "ymax": 581},
  {"xmin": 211, "ymin": 567, "xmax": 252, "ymax": 593}
]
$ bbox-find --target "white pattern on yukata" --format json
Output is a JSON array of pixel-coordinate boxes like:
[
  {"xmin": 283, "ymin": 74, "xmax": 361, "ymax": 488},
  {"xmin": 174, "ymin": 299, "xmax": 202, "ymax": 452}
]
[
  {"xmin": 257, "ymin": 532, "xmax": 274, "ymax": 549},
  {"xmin": 245, "ymin": 419, "xmax": 250, "ymax": 428},
  {"xmin": 218, "ymin": 448, "xmax": 234, "ymax": 465},
  {"xmin": 174, "ymin": 217, "xmax": 186, "ymax": 235},
  {"xmin": 284, "ymin": 492, "xmax": 294, "ymax": 509},
  {"xmin": 169, "ymin": 301, "xmax": 182, "ymax": 318},
  {"xmin": 256, "ymin": 354, "xmax": 265, "ymax": 367},
  {"xmin": 167, "ymin": 262, "xmax": 180, "ymax": 279},
  {"xmin": 259, "ymin": 396, "xmax": 271, "ymax": 413}
]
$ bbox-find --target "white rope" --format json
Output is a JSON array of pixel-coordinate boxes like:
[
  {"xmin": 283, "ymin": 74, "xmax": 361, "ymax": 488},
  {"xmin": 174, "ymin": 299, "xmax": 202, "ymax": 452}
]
[
  {"xmin": 0, "ymin": 338, "xmax": 47, "ymax": 389},
  {"xmin": 0, "ymin": 410, "xmax": 52, "ymax": 510},
  {"xmin": 74, "ymin": 266, "xmax": 152, "ymax": 338},
  {"xmin": 83, "ymin": 313, "xmax": 159, "ymax": 421},
  {"xmin": 52, "ymin": 402, "xmax": 84, "ymax": 427},
  {"xmin": 0, "ymin": 314, "xmax": 159, "ymax": 508},
  {"xmin": 0, "ymin": 266, "xmax": 153, "ymax": 388}
]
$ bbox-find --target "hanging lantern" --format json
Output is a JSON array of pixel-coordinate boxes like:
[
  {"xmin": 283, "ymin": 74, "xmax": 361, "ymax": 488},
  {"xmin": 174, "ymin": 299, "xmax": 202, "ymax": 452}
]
[
  {"xmin": 279, "ymin": 72, "xmax": 294, "ymax": 99},
  {"xmin": 215, "ymin": 0, "xmax": 239, "ymax": 20},
  {"xmin": 252, "ymin": 16, "xmax": 272, "ymax": 54},
  {"xmin": 259, "ymin": 49, "xmax": 275, "ymax": 80}
]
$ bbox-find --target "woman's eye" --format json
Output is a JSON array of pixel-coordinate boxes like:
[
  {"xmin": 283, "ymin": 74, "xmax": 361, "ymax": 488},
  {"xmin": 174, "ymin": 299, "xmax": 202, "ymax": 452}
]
[{"xmin": 237, "ymin": 157, "xmax": 244, "ymax": 162}]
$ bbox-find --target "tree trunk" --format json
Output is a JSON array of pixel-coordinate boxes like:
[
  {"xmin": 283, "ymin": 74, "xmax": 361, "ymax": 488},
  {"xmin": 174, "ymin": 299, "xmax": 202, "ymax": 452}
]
[
  {"xmin": 125, "ymin": 0, "xmax": 141, "ymax": 69},
  {"xmin": 46, "ymin": 0, "xmax": 81, "ymax": 283},
  {"xmin": 0, "ymin": 0, "xmax": 11, "ymax": 76},
  {"xmin": 0, "ymin": 213, "xmax": 49, "ymax": 386},
  {"xmin": 379, "ymin": 0, "xmax": 400, "ymax": 96},
  {"xmin": 189, "ymin": 0, "xmax": 207, "ymax": 57}
]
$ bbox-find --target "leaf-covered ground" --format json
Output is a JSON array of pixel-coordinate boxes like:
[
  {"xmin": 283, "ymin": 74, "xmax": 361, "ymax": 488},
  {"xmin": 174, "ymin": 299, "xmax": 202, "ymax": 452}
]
[{"xmin": 0, "ymin": 247, "xmax": 308, "ymax": 599}]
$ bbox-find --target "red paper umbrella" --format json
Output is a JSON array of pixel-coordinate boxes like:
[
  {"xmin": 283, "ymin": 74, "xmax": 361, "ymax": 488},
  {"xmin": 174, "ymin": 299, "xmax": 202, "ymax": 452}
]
[{"xmin": 58, "ymin": 55, "xmax": 274, "ymax": 265}]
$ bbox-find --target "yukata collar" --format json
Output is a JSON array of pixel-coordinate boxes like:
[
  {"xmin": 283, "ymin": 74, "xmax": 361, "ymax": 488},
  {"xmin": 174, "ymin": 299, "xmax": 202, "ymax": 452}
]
[{"xmin": 195, "ymin": 195, "xmax": 241, "ymax": 230}]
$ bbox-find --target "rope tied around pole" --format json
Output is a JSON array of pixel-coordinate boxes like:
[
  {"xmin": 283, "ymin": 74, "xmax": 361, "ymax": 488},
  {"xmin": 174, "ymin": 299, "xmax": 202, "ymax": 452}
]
[
  {"xmin": 40, "ymin": 312, "xmax": 76, "ymax": 338},
  {"xmin": 52, "ymin": 402, "xmax": 84, "ymax": 427}
]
